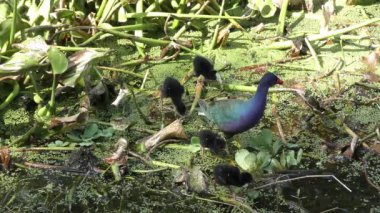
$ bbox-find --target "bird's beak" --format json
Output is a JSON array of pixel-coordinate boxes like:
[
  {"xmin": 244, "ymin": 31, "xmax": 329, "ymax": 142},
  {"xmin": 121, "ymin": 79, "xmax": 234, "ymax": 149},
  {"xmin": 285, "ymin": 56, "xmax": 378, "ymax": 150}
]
[{"xmin": 276, "ymin": 79, "xmax": 284, "ymax": 85}]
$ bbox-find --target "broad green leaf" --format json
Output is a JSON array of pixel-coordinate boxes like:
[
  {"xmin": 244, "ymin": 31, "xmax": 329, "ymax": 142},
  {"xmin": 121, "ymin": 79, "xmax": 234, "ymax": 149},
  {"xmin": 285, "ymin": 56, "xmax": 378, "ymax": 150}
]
[
  {"xmin": 244, "ymin": 152, "xmax": 257, "ymax": 172},
  {"xmin": 235, "ymin": 149, "xmax": 257, "ymax": 172},
  {"xmin": 272, "ymin": 140, "xmax": 282, "ymax": 155},
  {"xmin": 249, "ymin": 129, "xmax": 273, "ymax": 152},
  {"xmin": 56, "ymin": 9, "xmax": 75, "ymax": 19},
  {"xmin": 296, "ymin": 149, "xmax": 303, "ymax": 163},
  {"xmin": 235, "ymin": 149, "xmax": 251, "ymax": 171},
  {"xmin": 101, "ymin": 127, "xmax": 114, "ymax": 138},
  {"xmin": 48, "ymin": 47, "xmax": 68, "ymax": 74},
  {"xmin": 256, "ymin": 151, "xmax": 271, "ymax": 169},
  {"xmin": 270, "ymin": 158, "xmax": 283, "ymax": 170},
  {"xmin": 66, "ymin": 133, "xmax": 82, "ymax": 141},
  {"xmin": 83, "ymin": 123, "xmax": 99, "ymax": 138},
  {"xmin": 286, "ymin": 150, "xmax": 298, "ymax": 166},
  {"xmin": 62, "ymin": 49, "xmax": 105, "ymax": 87}
]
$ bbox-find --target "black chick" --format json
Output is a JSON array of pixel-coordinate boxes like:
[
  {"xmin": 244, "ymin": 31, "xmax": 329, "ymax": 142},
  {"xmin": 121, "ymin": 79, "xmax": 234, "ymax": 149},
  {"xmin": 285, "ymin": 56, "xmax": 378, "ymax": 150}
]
[
  {"xmin": 199, "ymin": 130, "xmax": 226, "ymax": 154},
  {"xmin": 193, "ymin": 56, "xmax": 217, "ymax": 80},
  {"xmin": 214, "ymin": 164, "xmax": 252, "ymax": 187},
  {"xmin": 161, "ymin": 77, "xmax": 186, "ymax": 115}
]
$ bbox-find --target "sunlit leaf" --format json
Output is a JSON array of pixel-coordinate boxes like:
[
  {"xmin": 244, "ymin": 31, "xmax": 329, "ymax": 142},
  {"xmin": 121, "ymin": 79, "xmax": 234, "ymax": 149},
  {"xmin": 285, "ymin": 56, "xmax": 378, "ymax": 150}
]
[
  {"xmin": 235, "ymin": 149, "xmax": 257, "ymax": 171},
  {"xmin": 48, "ymin": 47, "xmax": 68, "ymax": 74},
  {"xmin": 62, "ymin": 49, "xmax": 105, "ymax": 87}
]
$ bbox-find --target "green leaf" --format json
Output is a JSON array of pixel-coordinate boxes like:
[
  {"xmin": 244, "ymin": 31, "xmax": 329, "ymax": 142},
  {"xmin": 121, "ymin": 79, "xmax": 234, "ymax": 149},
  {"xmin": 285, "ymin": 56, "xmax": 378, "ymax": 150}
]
[
  {"xmin": 286, "ymin": 150, "xmax": 298, "ymax": 166},
  {"xmin": 48, "ymin": 47, "xmax": 68, "ymax": 74},
  {"xmin": 79, "ymin": 141, "xmax": 94, "ymax": 147},
  {"xmin": 62, "ymin": 49, "xmax": 105, "ymax": 87},
  {"xmin": 33, "ymin": 93, "xmax": 43, "ymax": 104},
  {"xmin": 56, "ymin": 9, "xmax": 75, "ymax": 19},
  {"xmin": 244, "ymin": 152, "xmax": 257, "ymax": 172},
  {"xmin": 101, "ymin": 127, "xmax": 114, "ymax": 138},
  {"xmin": 256, "ymin": 151, "xmax": 271, "ymax": 170},
  {"xmin": 66, "ymin": 133, "xmax": 82, "ymax": 141},
  {"xmin": 280, "ymin": 151, "xmax": 286, "ymax": 167},
  {"xmin": 235, "ymin": 149, "xmax": 251, "ymax": 171},
  {"xmin": 235, "ymin": 149, "xmax": 257, "ymax": 172},
  {"xmin": 249, "ymin": 129, "xmax": 273, "ymax": 152},
  {"xmin": 247, "ymin": 190, "xmax": 260, "ymax": 200},
  {"xmin": 296, "ymin": 149, "xmax": 303, "ymax": 163},
  {"xmin": 83, "ymin": 123, "xmax": 99, "ymax": 139},
  {"xmin": 285, "ymin": 143, "xmax": 299, "ymax": 149},
  {"xmin": 270, "ymin": 158, "xmax": 283, "ymax": 170},
  {"xmin": 272, "ymin": 140, "xmax": 283, "ymax": 155}
]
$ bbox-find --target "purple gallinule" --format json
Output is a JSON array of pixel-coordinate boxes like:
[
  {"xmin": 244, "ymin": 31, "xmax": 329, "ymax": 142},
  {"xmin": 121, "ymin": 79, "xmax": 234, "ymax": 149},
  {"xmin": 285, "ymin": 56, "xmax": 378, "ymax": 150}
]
[
  {"xmin": 199, "ymin": 72, "xmax": 283, "ymax": 136},
  {"xmin": 214, "ymin": 164, "xmax": 252, "ymax": 187},
  {"xmin": 199, "ymin": 130, "xmax": 226, "ymax": 154},
  {"xmin": 193, "ymin": 56, "xmax": 217, "ymax": 80},
  {"xmin": 161, "ymin": 77, "xmax": 186, "ymax": 115}
]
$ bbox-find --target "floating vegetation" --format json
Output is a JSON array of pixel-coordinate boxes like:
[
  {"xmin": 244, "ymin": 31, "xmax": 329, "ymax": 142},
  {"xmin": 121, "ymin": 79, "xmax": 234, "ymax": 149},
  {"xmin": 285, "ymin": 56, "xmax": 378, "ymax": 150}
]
[{"xmin": 0, "ymin": 0, "xmax": 379, "ymax": 212}]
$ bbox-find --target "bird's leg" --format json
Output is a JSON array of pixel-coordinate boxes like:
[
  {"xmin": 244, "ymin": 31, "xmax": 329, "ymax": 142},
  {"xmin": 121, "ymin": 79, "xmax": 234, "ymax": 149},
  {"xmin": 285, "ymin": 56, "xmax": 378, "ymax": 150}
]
[
  {"xmin": 213, "ymin": 179, "xmax": 217, "ymax": 192},
  {"xmin": 228, "ymin": 186, "xmax": 237, "ymax": 200}
]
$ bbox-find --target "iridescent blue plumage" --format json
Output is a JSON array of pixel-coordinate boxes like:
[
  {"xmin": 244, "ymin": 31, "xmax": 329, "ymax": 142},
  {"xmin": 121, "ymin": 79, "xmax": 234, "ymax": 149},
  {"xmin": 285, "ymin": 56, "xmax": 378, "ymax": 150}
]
[{"xmin": 199, "ymin": 72, "xmax": 283, "ymax": 135}]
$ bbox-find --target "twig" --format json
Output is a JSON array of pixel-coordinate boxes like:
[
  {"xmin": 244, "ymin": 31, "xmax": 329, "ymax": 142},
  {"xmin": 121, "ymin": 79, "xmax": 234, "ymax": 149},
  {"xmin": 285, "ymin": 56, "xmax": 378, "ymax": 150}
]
[
  {"xmin": 124, "ymin": 11, "xmax": 251, "ymax": 21},
  {"xmin": 320, "ymin": 207, "xmax": 340, "ymax": 213},
  {"xmin": 239, "ymin": 56, "xmax": 310, "ymax": 71},
  {"xmin": 272, "ymin": 106, "xmax": 286, "ymax": 143},
  {"xmin": 96, "ymin": 66, "xmax": 144, "ymax": 79},
  {"xmin": 125, "ymin": 84, "xmax": 152, "ymax": 124},
  {"xmin": 146, "ymin": 139, "xmax": 182, "ymax": 159},
  {"xmin": 254, "ymin": 174, "xmax": 352, "ymax": 192},
  {"xmin": 304, "ymin": 38, "xmax": 322, "ymax": 71},
  {"xmin": 128, "ymin": 150, "xmax": 150, "ymax": 165},
  {"xmin": 268, "ymin": 18, "xmax": 380, "ymax": 49},
  {"xmin": 151, "ymin": 160, "xmax": 180, "ymax": 169},
  {"xmin": 343, "ymin": 123, "xmax": 359, "ymax": 157}
]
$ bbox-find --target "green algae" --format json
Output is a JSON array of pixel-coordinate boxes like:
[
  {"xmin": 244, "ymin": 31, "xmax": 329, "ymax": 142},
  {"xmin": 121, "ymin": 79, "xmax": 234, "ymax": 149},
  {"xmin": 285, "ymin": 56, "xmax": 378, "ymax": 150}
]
[{"xmin": 1, "ymin": 1, "xmax": 380, "ymax": 212}]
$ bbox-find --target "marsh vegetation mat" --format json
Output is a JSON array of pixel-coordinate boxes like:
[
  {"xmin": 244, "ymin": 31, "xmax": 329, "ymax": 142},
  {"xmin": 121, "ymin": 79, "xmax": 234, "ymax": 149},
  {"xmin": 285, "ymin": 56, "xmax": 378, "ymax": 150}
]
[{"xmin": 0, "ymin": 0, "xmax": 379, "ymax": 212}]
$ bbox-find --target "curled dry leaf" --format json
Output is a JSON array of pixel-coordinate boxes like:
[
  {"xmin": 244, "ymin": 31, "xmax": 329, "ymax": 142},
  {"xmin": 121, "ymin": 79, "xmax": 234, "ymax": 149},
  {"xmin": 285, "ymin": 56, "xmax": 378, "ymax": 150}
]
[
  {"xmin": 104, "ymin": 138, "xmax": 129, "ymax": 165},
  {"xmin": 50, "ymin": 111, "xmax": 89, "ymax": 129},
  {"xmin": 50, "ymin": 94, "xmax": 89, "ymax": 129},
  {"xmin": 0, "ymin": 147, "xmax": 11, "ymax": 170},
  {"xmin": 144, "ymin": 119, "xmax": 187, "ymax": 149},
  {"xmin": 217, "ymin": 25, "xmax": 231, "ymax": 47}
]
